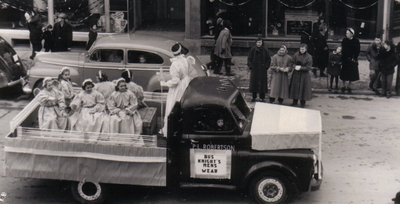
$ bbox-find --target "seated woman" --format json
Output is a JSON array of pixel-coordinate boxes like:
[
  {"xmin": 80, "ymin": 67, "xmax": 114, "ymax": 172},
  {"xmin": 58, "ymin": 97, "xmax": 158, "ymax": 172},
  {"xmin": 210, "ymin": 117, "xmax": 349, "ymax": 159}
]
[
  {"xmin": 121, "ymin": 69, "xmax": 146, "ymax": 108},
  {"xmin": 70, "ymin": 79, "xmax": 109, "ymax": 133},
  {"xmin": 107, "ymin": 78, "xmax": 142, "ymax": 135},
  {"xmin": 37, "ymin": 77, "xmax": 67, "ymax": 130}
]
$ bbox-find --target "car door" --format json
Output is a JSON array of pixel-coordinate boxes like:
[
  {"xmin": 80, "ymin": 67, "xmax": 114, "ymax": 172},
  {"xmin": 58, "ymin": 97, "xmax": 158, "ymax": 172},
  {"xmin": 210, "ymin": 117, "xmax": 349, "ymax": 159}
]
[
  {"xmin": 125, "ymin": 49, "xmax": 171, "ymax": 92},
  {"xmin": 83, "ymin": 48, "xmax": 126, "ymax": 83}
]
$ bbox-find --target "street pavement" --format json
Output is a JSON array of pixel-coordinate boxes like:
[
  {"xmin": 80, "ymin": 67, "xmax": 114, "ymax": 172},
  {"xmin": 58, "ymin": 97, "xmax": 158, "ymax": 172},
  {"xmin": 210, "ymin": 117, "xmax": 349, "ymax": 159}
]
[{"xmin": 0, "ymin": 47, "xmax": 398, "ymax": 203}]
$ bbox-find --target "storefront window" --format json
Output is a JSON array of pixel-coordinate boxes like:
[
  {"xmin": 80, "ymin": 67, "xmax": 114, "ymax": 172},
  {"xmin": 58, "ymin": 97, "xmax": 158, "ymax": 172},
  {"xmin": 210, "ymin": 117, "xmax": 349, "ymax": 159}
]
[
  {"xmin": 392, "ymin": 1, "xmax": 400, "ymax": 38},
  {"xmin": 267, "ymin": 0, "xmax": 325, "ymax": 37},
  {"xmin": 201, "ymin": 0, "xmax": 265, "ymax": 37},
  {"xmin": 329, "ymin": 0, "xmax": 378, "ymax": 39}
]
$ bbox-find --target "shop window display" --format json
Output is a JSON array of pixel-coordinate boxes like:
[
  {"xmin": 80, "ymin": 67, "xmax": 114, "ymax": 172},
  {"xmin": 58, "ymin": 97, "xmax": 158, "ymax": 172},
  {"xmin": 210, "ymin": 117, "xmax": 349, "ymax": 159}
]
[{"xmin": 202, "ymin": 0, "xmax": 265, "ymax": 37}]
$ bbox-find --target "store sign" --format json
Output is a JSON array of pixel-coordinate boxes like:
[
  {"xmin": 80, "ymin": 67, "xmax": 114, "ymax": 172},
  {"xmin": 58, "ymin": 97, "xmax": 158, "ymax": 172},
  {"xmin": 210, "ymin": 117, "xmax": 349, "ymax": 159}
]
[{"xmin": 190, "ymin": 149, "xmax": 232, "ymax": 179}]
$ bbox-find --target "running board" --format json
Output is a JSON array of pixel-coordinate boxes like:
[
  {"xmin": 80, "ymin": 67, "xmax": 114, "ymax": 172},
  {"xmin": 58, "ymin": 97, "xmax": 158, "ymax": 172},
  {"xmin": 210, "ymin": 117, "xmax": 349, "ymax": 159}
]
[{"xmin": 180, "ymin": 183, "xmax": 237, "ymax": 190}]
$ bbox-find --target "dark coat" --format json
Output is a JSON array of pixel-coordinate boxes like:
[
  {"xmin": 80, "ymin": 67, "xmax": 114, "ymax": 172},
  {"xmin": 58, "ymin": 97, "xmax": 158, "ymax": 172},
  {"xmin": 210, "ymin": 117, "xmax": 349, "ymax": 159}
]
[
  {"xmin": 340, "ymin": 37, "xmax": 360, "ymax": 81},
  {"xmin": 328, "ymin": 52, "xmax": 342, "ymax": 76},
  {"xmin": 247, "ymin": 46, "xmax": 271, "ymax": 93},
  {"xmin": 378, "ymin": 47, "xmax": 397, "ymax": 75},
  {"xmin": 43, "ymin": 30, "xmax": 53, "ymax": 51},
  {"xmin": 86, "ymin": 29, "xmax": 97, "ymax": 50},
  {"xmin": 366, "ymin": 43, "xmax": 381, "ymax": 71},
  {"xmin": 312, "ymin": 31, "xmax": 329, "ymax": 68},
  {"xmin": 289, "ymin": 51, "xmax": 313, "ymax": 101},
  {"xmin": 27, "ymin": 15, "xmax": 42, "ymax": 43},
  {"xmin": 53, "ymin": 21, "xmax": 73, "ymax": 52}
]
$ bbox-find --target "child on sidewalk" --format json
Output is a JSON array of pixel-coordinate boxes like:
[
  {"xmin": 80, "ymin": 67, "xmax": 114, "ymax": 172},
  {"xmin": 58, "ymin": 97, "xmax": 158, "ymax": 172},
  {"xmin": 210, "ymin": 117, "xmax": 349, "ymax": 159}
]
[{"xmin": 328, "ymin": 46, "xmax": 342, "ymax": 93}]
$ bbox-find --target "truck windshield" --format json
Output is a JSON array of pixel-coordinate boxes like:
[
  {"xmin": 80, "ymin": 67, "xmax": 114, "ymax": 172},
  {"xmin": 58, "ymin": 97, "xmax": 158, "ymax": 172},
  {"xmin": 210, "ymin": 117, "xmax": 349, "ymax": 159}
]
[{"xmin": 231, "ymin": 93, "xmax": 250, "ymax": 130}]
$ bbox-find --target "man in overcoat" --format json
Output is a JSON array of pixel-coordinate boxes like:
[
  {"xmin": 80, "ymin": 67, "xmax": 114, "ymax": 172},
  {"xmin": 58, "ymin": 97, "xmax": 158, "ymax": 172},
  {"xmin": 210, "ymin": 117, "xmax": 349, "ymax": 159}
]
[{"xmin": 53, "ymin": 13, "xmax": 73, "ymax": 52}]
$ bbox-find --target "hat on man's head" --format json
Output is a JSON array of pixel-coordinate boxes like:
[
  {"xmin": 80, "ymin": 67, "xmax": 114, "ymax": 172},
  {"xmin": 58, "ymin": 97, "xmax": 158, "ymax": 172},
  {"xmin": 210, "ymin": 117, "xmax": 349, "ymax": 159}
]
[
  {"xmin": 393, "ymin": 191, "xmax": 400, "ymax": 204},
  {"xmin": 171, "ymin": 43, "xmax": 182, "ymax": 56}
]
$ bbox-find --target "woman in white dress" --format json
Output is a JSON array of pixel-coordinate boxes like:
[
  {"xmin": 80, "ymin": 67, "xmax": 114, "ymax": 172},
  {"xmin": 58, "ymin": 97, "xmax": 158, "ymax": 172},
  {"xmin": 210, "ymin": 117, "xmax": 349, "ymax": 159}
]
[
  {"xmin": 107, "ymin": 78, "xmax": 142, "ymax": 135},
  {"xmin": 159, "ymin": 43, "xmax": 193, "ymax": 136},
  {"xmin": 70, "ymin": 79, "xmax": 109, "ymax": 133},
  {"xmin": 58, "ymin": 67, "xmax": 75, "ymax": 106},
  {"xmin": 121, "ymin": 69, "xmax": 146, "ymax": 108},
  {"xmin": 37, "ymin": 77, "xmax": 67, "ymax": 130}
]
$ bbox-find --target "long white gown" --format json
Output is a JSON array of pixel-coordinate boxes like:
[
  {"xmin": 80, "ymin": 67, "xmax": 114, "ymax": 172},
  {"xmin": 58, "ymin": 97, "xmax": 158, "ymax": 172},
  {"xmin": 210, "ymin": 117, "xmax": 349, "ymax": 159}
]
[
  {"xmin": 107, "ymin": 90, "xmax": 142, "ymax": 135},
  {"xmin": 161, "ymin": 54, "xmax": 192, "ymax": 136},
  {"xmin": 37, "ymin": 89, "xmax": 66, "ymax": 130},
  {"xmin": 70, "ymin": 90, "xmax": 109, "ymax": 133}
]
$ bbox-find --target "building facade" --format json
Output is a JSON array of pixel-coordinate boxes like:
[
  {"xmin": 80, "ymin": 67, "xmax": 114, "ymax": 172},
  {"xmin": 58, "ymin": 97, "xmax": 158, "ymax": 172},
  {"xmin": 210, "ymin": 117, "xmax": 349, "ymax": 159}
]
[{"xmin": 0, "ymin": 0, "xmax": 396, "ymax": 53}]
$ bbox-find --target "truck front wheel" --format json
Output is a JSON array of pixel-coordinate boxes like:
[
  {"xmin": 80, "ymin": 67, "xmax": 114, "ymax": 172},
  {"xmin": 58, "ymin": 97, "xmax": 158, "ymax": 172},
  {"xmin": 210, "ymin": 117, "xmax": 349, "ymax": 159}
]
[
  {"xmin": 250, "ymin": 173, "xmax": 289, "ymax": 204},
  {"xmin": 71, "ymin": 180, "xmax": 106, "ymax": 204}
]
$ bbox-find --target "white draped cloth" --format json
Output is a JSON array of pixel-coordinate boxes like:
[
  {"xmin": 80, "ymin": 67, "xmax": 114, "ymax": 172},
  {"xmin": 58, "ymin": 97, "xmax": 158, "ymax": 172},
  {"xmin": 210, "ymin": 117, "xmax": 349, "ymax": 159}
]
[
  {"xmin": 161, "ymin": 54, "xmax": 192, "ymax": 136},
  {"xmin": 37, "ymin": 89, "xmax": 67, "ymax": 130},
  {"xmin": 70, "ymin": 90, "xmax": 109, "ymax": 133},
  {"xmin": 107, "ymin": 90, "xmax": 142, "ymax": 135}
]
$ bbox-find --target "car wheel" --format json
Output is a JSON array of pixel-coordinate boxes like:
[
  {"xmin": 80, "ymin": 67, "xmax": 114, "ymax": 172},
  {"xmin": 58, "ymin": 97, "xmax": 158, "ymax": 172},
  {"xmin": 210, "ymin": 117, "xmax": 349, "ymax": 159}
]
[
  {"xmin": 32, "ymin": 79, "xmax": 43, "ymax": 97},
  {"xmin": 250, "ymin": 172, "xmax": 289, "ymax": 204},
  {"xmin": 71, "ymin": 180, "xmax": 106, "ymax": 204}
]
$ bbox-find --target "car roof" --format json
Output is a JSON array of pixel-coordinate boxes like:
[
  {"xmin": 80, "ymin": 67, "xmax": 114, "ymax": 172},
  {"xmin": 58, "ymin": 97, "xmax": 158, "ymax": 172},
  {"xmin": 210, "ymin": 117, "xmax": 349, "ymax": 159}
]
[
  {"xmin": 92, "ymin": 33, "xmax": 176, "ymax": 57},
  {"xmin": 181, "ymin": 76, "xmax": 239, "ymax": 110}
]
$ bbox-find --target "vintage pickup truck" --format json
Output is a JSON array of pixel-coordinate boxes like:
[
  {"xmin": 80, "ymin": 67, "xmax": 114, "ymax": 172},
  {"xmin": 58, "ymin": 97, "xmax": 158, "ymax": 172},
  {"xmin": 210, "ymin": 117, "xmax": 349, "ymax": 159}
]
[{"xmin": 3, "ymin": 76, "xmax": 322, "ymax": 204}]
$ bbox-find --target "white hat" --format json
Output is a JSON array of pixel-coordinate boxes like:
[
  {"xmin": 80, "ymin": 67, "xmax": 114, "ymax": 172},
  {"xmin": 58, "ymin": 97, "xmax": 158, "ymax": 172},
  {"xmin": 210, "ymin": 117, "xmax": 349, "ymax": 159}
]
[
  {"xmin": 42, "ymin": 77, "xmax": 53, "ymax": 87},
  {"xmin": 60, "ymin": 66, "xmax": 70, "ymax": 74},
  {"xmin": 81, "ymin": 78, "xmax": 94, "ymax": 87}
]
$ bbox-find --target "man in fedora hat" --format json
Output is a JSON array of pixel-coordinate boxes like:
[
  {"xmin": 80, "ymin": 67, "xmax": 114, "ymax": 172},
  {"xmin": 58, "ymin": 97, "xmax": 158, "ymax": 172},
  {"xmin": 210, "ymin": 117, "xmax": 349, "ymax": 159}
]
[{"xmin": 53, "ymin": 13, "xmax": 73, "ymax": 52}]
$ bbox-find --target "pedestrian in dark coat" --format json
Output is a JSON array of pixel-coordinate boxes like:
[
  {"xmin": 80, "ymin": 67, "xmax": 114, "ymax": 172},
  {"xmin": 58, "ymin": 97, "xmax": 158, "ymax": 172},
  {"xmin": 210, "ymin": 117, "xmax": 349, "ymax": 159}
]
[
  {"xmin": 377, "ymin": 40, "xmax": 397, "ymax": 98},
  {"xmin": 86, "ymin": 24, "xmax": 98, "ymax": 50},
  {"xmin": 247, "ymin": 38, "xmax": 271, "ymax": 102},
  {"xmin": 206, "ymin": 18, "xmax": 224, "ymax": 70},
  {"xmin": 53, "ymin": 13, "xmax": 73, "ymax": 52},
  {"xmin": 214, "ymin": 20, "xmax": 233, "ymax": 76},
  {"xmin": 289, "ymin": 44, "xmax": 313, "ymax": 107},
  {"xmin": 269, "ymin": 45, "xmax": 292, "ymax": 104},
  {"xmin": 327, "ymin": 46, "xmax": 342, "ymax": 92},
  {"xmin": 340, "ymin": 28, "xmax": 360, "ymax": 94},
  {"xmin": 312, "ymin": 24, "xmax": 329, "ymax": 77},
  {"xmin": 26, "ymin": 11, "xmax": 42, "ymax": 59},
  {"xmin": 43, "ymin": 24, "xmax": 54, "ymax": 52},
  {"xmin": 366, "ymin": 36, "xmax": 382, "ymax": 92}
]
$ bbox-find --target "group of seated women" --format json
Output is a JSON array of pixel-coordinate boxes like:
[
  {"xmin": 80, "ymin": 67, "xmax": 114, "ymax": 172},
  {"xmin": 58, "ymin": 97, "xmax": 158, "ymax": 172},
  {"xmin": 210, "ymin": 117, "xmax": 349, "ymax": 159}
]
[{"xmin": 36, "ymin": 67, "xmax": 145, "ymax": 135}]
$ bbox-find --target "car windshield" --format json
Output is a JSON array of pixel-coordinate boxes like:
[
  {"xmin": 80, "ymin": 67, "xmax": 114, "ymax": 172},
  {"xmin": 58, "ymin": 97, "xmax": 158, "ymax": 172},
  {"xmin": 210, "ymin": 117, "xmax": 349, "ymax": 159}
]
[
  {"xmin": 0, "ymin": 38, "xmax": 16, "ymax": 64},
  {"xmin": 231, "ymin": 93, "xmax": 251, "ymax": 130}
]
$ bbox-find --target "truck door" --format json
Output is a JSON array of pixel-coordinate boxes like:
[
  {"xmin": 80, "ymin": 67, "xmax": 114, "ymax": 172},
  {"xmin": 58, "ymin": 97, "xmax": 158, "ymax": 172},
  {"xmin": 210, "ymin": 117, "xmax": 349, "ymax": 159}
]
[{"xmin": 178, "ymin": 106, "xmax": 246, "ymax": 186}]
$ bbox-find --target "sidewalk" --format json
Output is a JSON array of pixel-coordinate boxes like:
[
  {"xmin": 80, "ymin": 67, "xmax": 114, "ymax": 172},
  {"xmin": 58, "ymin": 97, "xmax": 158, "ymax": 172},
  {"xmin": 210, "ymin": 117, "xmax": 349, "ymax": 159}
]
[{"xmin": 197, "ymin": 55, "xmax": 398, "ymax": 95}]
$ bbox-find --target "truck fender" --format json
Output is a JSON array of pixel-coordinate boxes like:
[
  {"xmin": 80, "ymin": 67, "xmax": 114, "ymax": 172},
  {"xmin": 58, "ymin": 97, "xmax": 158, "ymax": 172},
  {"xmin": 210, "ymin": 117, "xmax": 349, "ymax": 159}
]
[{"xmin": 241, "ymin": 161, "xmax": 298, "ymax": 190}]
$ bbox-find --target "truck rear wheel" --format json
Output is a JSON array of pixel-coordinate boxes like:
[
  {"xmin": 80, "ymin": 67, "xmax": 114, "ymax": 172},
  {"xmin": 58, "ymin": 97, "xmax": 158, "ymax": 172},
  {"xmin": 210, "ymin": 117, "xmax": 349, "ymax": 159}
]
[
  {"xmin": 250, "ymin": 173, "xmax": 289, "ymax": 204},
  {"xmin": 71, "ymin": 180, "xmax": 106, "ymax": 204}
]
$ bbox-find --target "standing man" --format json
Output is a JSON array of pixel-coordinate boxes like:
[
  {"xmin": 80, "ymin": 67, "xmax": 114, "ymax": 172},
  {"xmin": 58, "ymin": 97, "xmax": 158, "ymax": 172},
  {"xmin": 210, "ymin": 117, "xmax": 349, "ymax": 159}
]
[
  {"xmin": 366, "ymin": 35, "xmax": 382, "ymax": 93},
  {"xmin": 53, "ymin": 13, "xmax": 73, "ymax": 52},
  {"xmin": 26, "ymin": 10, "xmax": 42, "ymax": 59},
  {"xmin": 312, "ymin": 23, "xmax": 329, "ymax": 77},
  {"xmin": 340, "ymin": 28, "xmax": 360, "ymax": 94},
  {"xmin": 214, "ymin": 20, "xmax": 233, "ymax": 76},
  {"xmin": 247, "ymin": 38, "xmax": 271, "ymax": 102}
]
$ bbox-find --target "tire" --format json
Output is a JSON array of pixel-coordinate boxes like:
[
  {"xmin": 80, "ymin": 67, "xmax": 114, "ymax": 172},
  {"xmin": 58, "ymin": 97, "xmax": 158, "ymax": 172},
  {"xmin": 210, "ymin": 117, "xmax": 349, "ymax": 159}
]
[
  {"xmin": 249, "ymin": 172, "xmax": 289, "ymax": 204},
  {"xmin": 71, "ymin": 180, "xmax": 106, "ymax": 204}
]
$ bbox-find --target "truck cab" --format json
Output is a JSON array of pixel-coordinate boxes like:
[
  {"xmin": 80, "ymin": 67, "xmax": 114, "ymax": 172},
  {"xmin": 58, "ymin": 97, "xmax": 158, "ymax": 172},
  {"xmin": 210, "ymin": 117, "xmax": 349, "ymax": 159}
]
[{"xmin": 168, "ymin": 76, "xmax": 322, "ymax": 203}]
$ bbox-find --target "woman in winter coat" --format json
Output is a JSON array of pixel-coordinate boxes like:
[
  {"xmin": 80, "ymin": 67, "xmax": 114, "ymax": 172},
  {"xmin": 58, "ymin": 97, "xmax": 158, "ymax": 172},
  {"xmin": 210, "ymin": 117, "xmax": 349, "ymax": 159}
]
[
  {"xmin": 37, "ymin": 77, "xmax": 67, "ymax": 130},
  {"xmin": 70, "ymin": 79, "xmax": 109, "ymax": 133},
  {"xmin": 377, "ymin": 40, "xmax": 397, "ymax": 98},
  {"xmin": 340, "ymin": 28, "xmax": 360, "ymax": 94},
  {"xmin": 247, "ymin": 38, "xmax": 271, "ymax": 102},
  {"xmin": 289, "ymin": 44, "xmax": 313, "ymax": 107},
  {"xmin": 312, "ymin": 23, "xmax": 329, "ymax": 77},
  {"xmin": 269, "ymin": 45, "xmax": 292, "ymax": 104}
]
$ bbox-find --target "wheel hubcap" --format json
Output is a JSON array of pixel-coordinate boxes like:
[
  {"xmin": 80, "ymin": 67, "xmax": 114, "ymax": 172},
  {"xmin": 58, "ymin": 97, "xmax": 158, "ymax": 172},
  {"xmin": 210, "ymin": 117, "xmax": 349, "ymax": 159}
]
[
  {"xmin": 77, "ymin": 180, "xmax": 101, "ymax": 201},
  {"xmin": 257, "ymin": 178, "xmax": 284, "ymax": 202}
]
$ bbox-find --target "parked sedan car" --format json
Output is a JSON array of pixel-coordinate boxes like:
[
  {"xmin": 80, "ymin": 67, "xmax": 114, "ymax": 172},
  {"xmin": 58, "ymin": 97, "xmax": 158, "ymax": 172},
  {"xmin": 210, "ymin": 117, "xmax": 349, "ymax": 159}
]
[
  {"xmin": 0, "ymin": 35, "xmax": 27, "ymax": 89},
  {"xmin": 25, "ymin": 33, "xmax": 208, "ymax": 94}
]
